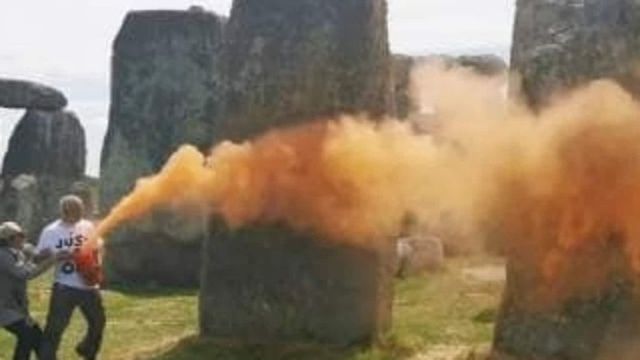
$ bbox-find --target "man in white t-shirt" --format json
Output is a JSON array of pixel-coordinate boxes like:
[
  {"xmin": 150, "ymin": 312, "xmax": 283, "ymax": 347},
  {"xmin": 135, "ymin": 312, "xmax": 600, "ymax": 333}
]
[{"xmin": 38, "ymin": 195, "xmax": 105, "ymax": 360}]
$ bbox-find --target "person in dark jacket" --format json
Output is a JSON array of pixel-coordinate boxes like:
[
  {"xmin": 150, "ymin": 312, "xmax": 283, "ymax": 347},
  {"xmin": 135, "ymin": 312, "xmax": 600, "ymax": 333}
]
[{"xmin": 0, "ymin": 222, "xmax": 65, "ymax": 360}]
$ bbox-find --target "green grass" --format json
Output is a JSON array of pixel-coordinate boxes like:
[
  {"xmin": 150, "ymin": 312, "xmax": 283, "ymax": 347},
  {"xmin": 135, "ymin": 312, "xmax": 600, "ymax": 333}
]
[
  {"xmin": 0, "ymin": 275, "xmax": 197, "ymax": 360},
  {"xmin": 0, "ymin": 257, "xmax": 503, "ymax": 360}
]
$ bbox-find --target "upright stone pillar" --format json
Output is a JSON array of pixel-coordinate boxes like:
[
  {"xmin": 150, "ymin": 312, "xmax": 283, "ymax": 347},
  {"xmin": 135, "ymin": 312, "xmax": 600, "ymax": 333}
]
[
  {"xmin": 495, "ymin": 1, "xmax": 640, "ymax": 358},
  {"xmin": 100, "ymin": 9, "xmax": 225, "ymax": 286},
  {"xmin": 200, "ymin": 0, "xmax": 395, "ymax": 344},
  {"xmin": 510, "ymin": 0, "xmax": 640, "ymax": 110},
  {"xmin": 215, "ymin": 0, "xmax": 392, "ymax": 142},
  {"xmin": 0, "ymin": 109, "xmax": 86, "ymax": 237},
  {"xmin": 201, "ymin": 223, "xmax": 394, "ymax": 345}
]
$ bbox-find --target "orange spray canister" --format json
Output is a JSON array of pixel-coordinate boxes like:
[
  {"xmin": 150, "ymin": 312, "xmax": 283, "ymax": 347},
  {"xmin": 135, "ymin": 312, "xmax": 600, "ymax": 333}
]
[{"xmin": 73, "ymin": 240, "xmax": 104, "ymax": 287}]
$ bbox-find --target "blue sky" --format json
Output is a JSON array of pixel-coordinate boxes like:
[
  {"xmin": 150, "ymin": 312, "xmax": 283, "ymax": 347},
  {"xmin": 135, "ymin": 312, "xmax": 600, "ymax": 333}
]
[{"xmin": 0, "ymin": 0, "xmax": 515, "ymax": 176}]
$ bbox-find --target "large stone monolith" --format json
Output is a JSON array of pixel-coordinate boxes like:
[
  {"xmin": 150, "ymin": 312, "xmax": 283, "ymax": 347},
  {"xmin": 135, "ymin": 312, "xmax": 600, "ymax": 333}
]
[
  {"xmin": 201, "ymin": 223, "xmax": 395, "ymax": 345},
  {"xmin": 200, "ymin": 0, "xmax": 395, "ymax": 345},
  {"xmin": 100, "ymin": 9, "xmax": 225, "ymax": 286},
  {"xmin": 494, "ymin": 1, "xmax": 640, "ymax": 358},
  {"xmin": 510, "ymin": 0, "xmax": 640, "ymax": 110},
  {"xmin": 2, "ymin": 110, "xmax": 85, "ymax": 178},
  {"xmin": 0, "ymin": 109, "xmax": 87, "ymax": 236},
  {"xmin": 214, "ymin": 0, "xmax": 392, "ymax": 142}
]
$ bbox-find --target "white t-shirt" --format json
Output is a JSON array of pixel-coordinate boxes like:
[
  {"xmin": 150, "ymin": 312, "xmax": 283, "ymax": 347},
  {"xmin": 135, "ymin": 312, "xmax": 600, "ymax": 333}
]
[{"xmin": 36, "ymin": 219, "xmax": 98, "ymax": 290}]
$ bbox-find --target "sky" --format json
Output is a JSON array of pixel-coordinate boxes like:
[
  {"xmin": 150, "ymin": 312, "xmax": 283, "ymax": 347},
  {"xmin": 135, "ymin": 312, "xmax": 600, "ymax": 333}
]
[{"xmin": 0, "ymin": 0, "xmax": 515, "ymax": 176}]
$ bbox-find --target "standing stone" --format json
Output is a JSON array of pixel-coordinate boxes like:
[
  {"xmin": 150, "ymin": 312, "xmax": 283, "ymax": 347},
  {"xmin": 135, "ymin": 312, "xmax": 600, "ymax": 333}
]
[
  {"xmin": 492, "ymin": 229, "xmax": 640, "ymax": 359},
  {"xmin": 70, "ymin": 179, "xmax": 99, "ymax": 218},
  {"xmin": 495, "ymin": 2, "xmax": 640, "ymax": 358},
  {"xmin": 0, "ymin": 175, "xmax": 41, "ymax": 236},
  {"xmin": 0, "ymin": 79, "xmax": 68, "ymax": 111},
  {"xmin": 395, "ymin": 234, "xmax": 445, "ymax": 278},
  {"xmin": 100, "ymin": 9, "xmax": 226, "ymax": 286},
  {"xmin": 2, "ymin": 110, "xmax": 85, "ymax": 178},
  {"xmin": 201, "ymin": 0, "xmax": 395, "ymax": 345},
  {"xmin": 216, "ymin": 0, "xmax": 393, "ymax": 141},
  {"xmin": 0, "ymin": 110, "xmax": 86, "ymax": 237},
  {"xmin": 510, "ymin": 0, "xmax": 640, "ymax": 110},
  {"xmin": 201, "ymin": 223, "xmax": 395, "ymax": 345}
]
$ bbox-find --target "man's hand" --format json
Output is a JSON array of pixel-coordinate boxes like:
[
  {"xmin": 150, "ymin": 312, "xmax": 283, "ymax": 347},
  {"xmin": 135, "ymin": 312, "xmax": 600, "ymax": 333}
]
[{"xmin": 34, "ymin": 248, "xmax": 53, "ymax": 262}]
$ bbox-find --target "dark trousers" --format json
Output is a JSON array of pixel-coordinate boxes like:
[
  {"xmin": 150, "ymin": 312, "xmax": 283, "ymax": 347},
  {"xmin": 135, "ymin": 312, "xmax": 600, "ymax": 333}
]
[
  {"xmin": 4, "ymin": 318, "xmax": 42, "ymax": 360},
  {"xmin": 40, "ymin": 284, "xmax": 105, "ymax": 360}
]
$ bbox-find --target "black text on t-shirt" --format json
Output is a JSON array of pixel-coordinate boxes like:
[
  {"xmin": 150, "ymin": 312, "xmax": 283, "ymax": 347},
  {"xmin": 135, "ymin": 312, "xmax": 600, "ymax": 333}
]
[{"xmin": 54, "ymin": 235, "xmax": 86, "ymax": 249}]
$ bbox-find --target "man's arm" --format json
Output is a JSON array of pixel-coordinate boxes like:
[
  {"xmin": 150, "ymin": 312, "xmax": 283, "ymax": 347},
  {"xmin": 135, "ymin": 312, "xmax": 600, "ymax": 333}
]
[
  {"xmin": 34, "ymin": 227, "xmax": 53, "ymax": 263},
  {"xmin": 25, "ymin": 255, "xmax": 56, "ymax": 279}
]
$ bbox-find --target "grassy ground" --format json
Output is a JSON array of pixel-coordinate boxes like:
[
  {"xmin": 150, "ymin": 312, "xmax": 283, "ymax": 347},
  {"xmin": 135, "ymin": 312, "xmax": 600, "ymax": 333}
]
[
  {"xmin": 0, "ymin": 257, "xmax": 503, "ymax": 360},
  {"xmin": 0, "ymin": 278, "xmax": 197, "ymax": 360}
]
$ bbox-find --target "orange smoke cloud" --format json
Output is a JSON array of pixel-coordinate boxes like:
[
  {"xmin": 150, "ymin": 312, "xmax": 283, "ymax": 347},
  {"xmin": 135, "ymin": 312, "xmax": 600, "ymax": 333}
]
[
  {"xmin": 96, "ymin": 61, "xmax": 640, "ymax": 306},
  {"xmin": 94, "ymin": 60, "xmax": 509, "ymax": 246},
  {"xmin": 487, "ymin": 80, "xmax": 640, "ymax": 307},
  {"xmin": 96, "ymin": 117, "xmax": 468, "ymax": 245}
]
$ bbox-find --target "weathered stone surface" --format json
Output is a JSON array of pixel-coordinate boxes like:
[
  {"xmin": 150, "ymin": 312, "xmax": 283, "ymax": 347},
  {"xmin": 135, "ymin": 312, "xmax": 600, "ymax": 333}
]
[
  {"xmin": 0, "ymin": 79, "xmax": 67, "ymax": 110},
  {"xmin": 497, "ymin": 2, "xmax": 640, "ymax": 350},
  {"xmin": 0, "ymin": 175, "xmax": 40, "ymax": 236},
  {"xmin": 201, "ymin": 0, "xmax": 395, "ymax": 344},
  {"xmin": 201, "ymin": 223, "xmax": 395, "ymax": 345},
  {"xmin": 395, "ymin": 234, "xmax": 444, "ymax": 277},
  {"xmin": 2, "ymin": 110, "xmax": 85, "ymax": 178},
  {"xmin": 70, "ymin": 178, "xmax": 98, "ymax": 217},
  {"xmin": 100, "ymin": 9, "xmax": 226, "ymax": 286},
  {"xmin": 104, "ymin": 218, "xmax": 203, "ymax": 287},
  {"xmin": 0, "ymin": 177, "xmax": 93, "ymax": 239},
  {"xmin": 495, "ymin": 2, "xmax": 640, "ymax": 358},
  {"xmin": 0, "ymin": 109, "xmax": 87, "ymax": 238},
  {"xmin": 493, "ymin": 250, "xmax": 640, "ymax": 360},
  {"xmin": 0, "ymin": 109, "xmax": 86, "ymax": 234},
  {"xmin": 216, "ymin": 0, "xmax": 393, "ymax": 141},
  {"xmin": 391, "ymin": 54, "xmax": 415, "ymax": 119},
  {"xmin": 510, "ymin": 0, "xmax": 640, "ymax": 110}
]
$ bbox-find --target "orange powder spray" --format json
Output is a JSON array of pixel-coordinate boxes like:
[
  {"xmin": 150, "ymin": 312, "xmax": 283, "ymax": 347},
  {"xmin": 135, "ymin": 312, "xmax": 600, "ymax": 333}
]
[
  {"xmin": 94, "ymin": 60, "xmax": 508, "ymax": 246},
  {"xmin": 95, "ymin": 118, "xmax": 468, "ymax": 246},
  {"xmin": 486, "ymin": 80, "xmax": 640, "ymax": 307},
  {"xmin": 93, "ymin": 62, "xmax": 640, "ymax": 307}
]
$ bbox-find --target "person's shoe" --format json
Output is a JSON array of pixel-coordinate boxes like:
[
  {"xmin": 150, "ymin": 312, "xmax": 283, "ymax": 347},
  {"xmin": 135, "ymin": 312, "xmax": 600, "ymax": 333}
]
[{"xmin": 75, "ymin": 343, "xmax": 96, "ymax": 360}]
